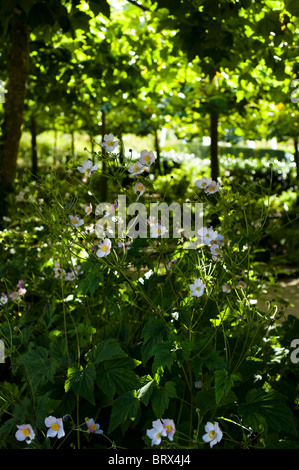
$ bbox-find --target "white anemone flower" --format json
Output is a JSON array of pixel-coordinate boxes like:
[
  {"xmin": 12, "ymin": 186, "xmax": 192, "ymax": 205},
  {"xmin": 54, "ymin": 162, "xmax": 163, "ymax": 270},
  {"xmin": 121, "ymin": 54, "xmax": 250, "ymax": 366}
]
[
  {"xmin": 96, "ymin": 238, "xmax": 112, "ymax": 257},
  {"xmin": 85, "ymin": 203, "xmax": 92, "ymax": 215},
  {"xmin": 222, "ymin": 282, "xmax": 231, "ymax": 293},
  {"xmin": 128, "ymin": 161, "xmax": 146, "ymax": 177},
  {"xmin": 100, "ymin": 133, "xmax": 118, "ymax": 152},
  {"xmin": 237, "ymin": 280, "xmax": 247, "ymax": 288},
  {"xmin": 0, "ymin": 293, "xmax": 8, "ymax": 305},
  {"xmin": 197, "ymin": 226, "xmax": 218, "ymax": 245},
  {"xmin": 189, "ymin": 278, "xmax": 206, "ymax": 297},
  {"xmin": 15, "ymin": 424, "xmax": 35, "ymax": 444},
  {"xmin": 150, "ymin": 223, "xmax": 167, "ymax": 238},
  {"xmin": 69, "ymin": 215, "xmax": 84, "ymax": 228},
  {"xmin": 205, "ymin": 181, "xmax": 220, "ymax": 195},
  {"xmin": 161, "ymin": 419, "xmax": 176, "ymax": 441},
  {"xmin": 133, "ymin": 182, "xmax": 145, "ymax": 196},
  {"xmin": 195, "ymin": 176, "xmax": 212, "ymax": 189},
  {"xmin": 202, "ymin": 421, "xmax": 223, "ymax": 448},
  {"xmin": 210, "ymin": 243, "xmax": 223, "ymax": 261},
  {"xmin": 77, "ymin": 159, "xmax": 98, "ymax": 177},
  {"xmin": 138, "ymin": 149, "xmax": 155, "ymax": 166},
  {"xmin": 45, "ymin": 416, "xmax": 65, "ymax": 439},
  {"xmin": 146, "ymin": 419, "xmax": 167, "ymax": 446},
  {"xmin": 65, "ymin": 271, "xmax": 76, "ymax": 281}
]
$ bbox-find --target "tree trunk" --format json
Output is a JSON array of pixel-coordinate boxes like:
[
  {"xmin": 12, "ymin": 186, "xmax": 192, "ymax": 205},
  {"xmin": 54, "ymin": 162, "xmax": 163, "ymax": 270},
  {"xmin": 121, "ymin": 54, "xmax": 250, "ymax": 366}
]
[
  {"xmin": 0, "ymin": 9, "xmax": 30, "ymax": 218},
  {"xmin": 71, "ymin": 131, "xmax": 75, "ymax": 156},
  {"xmin": 101, "ymin": 111, "xmax": 108, "ymax": 201},
  {"xmin": 31, "ymin": 115, "xmax": 38, "ymax": 177},
  {"xmin": 294, "ymin": 136, "xmax": 299, "ymax": 206},
  {"xmin": 53, "ymin": 129, "xmax": 58, "ymax": 166},
  {"xmin": 154, "ymin": 128, "xmax": 162, "ymax": 175},
  {"xmin": 210, "ymin": 112, "xmax": 219, "ymax": 181}
]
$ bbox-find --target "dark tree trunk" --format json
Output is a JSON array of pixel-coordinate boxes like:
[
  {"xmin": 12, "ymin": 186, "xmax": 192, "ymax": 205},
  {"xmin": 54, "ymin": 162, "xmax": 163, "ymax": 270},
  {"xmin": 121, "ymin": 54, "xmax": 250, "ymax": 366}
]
[
  {"xmin": 53, "ymin": 129, "xmax": 58, "ymax": 165},
  {"xmin": 154, "ymin": 128, "xmax": 162, "ymax": 175},
  {"xmin": 0, "ymin": 9, "xmax": 30, "ymax": 219},
  {"xmin": 31, "ymin": 116, "xmax": 38, "ymax": 177},
  {"xmin": 100, "ymin": 111, "xmax": 108, "ymax": 201},
  {"xmin": 294, "ymin": 136, "xmax": 299, "ymax": 205},
  {"xmin": 71, "ymin": 131, "xmax": 75, "ymax": 156},
  {"xmin": 119, "ymin": 134, "xmax": 124, "ymax": 165},
  {"xmin": 210, "ymin": 112, "xmax": 219, "ymax": 181}
]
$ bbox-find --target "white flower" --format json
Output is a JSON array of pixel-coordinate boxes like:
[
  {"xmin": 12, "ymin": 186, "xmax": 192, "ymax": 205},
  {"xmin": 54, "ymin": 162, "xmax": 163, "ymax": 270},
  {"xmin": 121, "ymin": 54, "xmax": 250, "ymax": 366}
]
[
  {"xmin": 16, "ymin": 191, "xmax": 25, "ymax": 202},
  {"xmin": 202, "ymin": 421, "xmax": 223, "ymax": 448},
  {"xmin": 195, "ymin": 176, "xmax": 212, "ymax": 189},
  {"xmin": 133, "ymin": 182, "xmax": 145, "ymax": 196},
  {"xmin": 15, "ymin": 424, "xmax": 35, "ymax": 444},
  {"xmin": 222, "ymin": 283, "xmax": 231, "ymax": 293},
  {"xmin": 96, "ymin": 238, "xmax": 112, "ymax": 257},
  {"xmin": 77, "ymin": 160, "xmax": 98, "ymax": 177},
  {"xmin": 205, "ymin": 181, "xmax": 220, "ymax": 195},
  {"xmin": 74, "ymin": 265, "xmax": 83, "ymax": 275},
  {"xmin": 9, "ymin": 291, "xmax": 19, "ymax": 301},
  {"xmin": 85, "ymin": 203, "xmax": 92, "ymax": 215},
  {"xmin": 197, "ymin": 226, "xmax": 218, "ymax": 245},
  {"xmin": 146, "ymin": 419, "xmax": 167, "ymax": 446},
  {"xmin": 65, "ymin": 271, "xmax": 76, "ymax": 281},
  {"xmin": 0, "ymin": 293, "xmax": 7, "ymax": 305},
  {"xmin": 69, "ymin": 215, "xmax": 84, "ymax": 228},
  {"xmin": 195, "ymin": 380, "xmax": 203, "ymax": 389},
  {"xmin": 54, "ymin": 268, "xmax": 66, "ymax": 278},
  {"xmin": 100, "ymin": 133, "xmax": 118, "ymax": 152},
  {"xmin": 53, "ymin": 261, "xmax": 60, "ymax": 271},
  {"xmin": 237, "ymin": 280, "xmax": 247, "ymax": 288},
  {"xmin": 128, "ymin": 161, "xmax": 146, "ymax": 177},
  {"xmin": 210, "ymin": 243, "xmax": 223, "ymax": 260},
  {"xmin": 161, "ymin": 419, "xmax": 176, "ymax": 441},
  {"xmin": 150, "ymin": 223, "xmax": 167, "ymax": 238},
  {"xmin": 190, "ymin": 278, "xmax": 206, "ymax": 297},
  {"xmin": 138, "ymin": 150, "xmax": 155, "ymax": 166},
  {"xmin": 45, "ymin": 416, "xmax": 65, "ymax": 439}
]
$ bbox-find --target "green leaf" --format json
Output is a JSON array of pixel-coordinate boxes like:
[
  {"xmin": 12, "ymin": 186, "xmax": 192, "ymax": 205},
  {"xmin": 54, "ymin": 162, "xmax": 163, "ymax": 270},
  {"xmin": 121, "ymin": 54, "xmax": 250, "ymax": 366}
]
[
  {"xmin": 108, "ymin": 391, "xmax": 140, "ymax": 433},
  {"xmin": 151, "ymin": 381, "xmax": 177, "ymax": 417},
  {"xmin": 285, "ymin": 0, "xmax": 299, "ymax": 16},
  {"xmin": 239, "ymin": 389, "xmax": 297, "ymax": 435},
  {"xmin": 137, "ymin": 377, "xmax": 155, "ymax": 406},
  {"xmin": 65, "ymin": 364, "xmax": 96, "ymax": 405},
  {"xmin": 19, "ymin": 346, "xmax": 57, "ymax": 392},
  {"xmin": 96, "ymin": 358, "xmax": 141, "ymax": 398},
  {"xmin": 151, "ymin": 341, "xmax": 174, "ymax": 373},
  {"xmin": 214, "ymin": 369, "xmax": 241, "ymax": 404},
  {"xmin": 92, "ymin": 339, "xmax": 127, "ymax": 363}
]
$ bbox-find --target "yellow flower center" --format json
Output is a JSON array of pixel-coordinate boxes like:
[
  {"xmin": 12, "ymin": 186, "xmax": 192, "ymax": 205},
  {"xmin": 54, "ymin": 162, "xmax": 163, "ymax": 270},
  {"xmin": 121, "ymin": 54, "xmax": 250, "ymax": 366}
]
[
  {"xmin": 208, "ymin": 430, "xmax": 216, "ymax": 439},
  {"xmin": 137, "ymin": 185, "xmax": 143, "ymax": 191},
  {"xmin": 209, "ymin": 186, "xmax": 215, "ymax": 191},
  {"xmin": 22, "ymin": 428, "xmax": 30, "ymax": 437},
  {"xmin": 202, "ymin": 182, "xmax": 206, "ymax": 186},
  {"xmin": 133, "ymin": 166, "xmax": 139, "ymax": 172},
  {"xmin": 102, "ymin": 245, "xmax": 108, "ymax": 252},
  {"xmin": 165, "ymin": 424, "xmax": 172, "ymax": 433},
  {"xmin": 51, "ymin": 423, "xmax": 59, "ymax": 432},
  {"xmin": 90, "ymin": 424, "xmax": 97, "ymax": 431},
  {"xmin": 156, "ymin": 432, "xmax": 161, "ymax": 439},
  {"xmin": 157, "ymin": 228, "xmax": 161, "ymax": 234},
  {"xmin": 144, "ymin": 155, "xmax": 150, "ymax": 162},
  {"xmin": 72, "ymin": 218, "xmax": 78, "ymax": 225},
  {"xmin": 107, "ymin": 140, "xmax": 114, "ymax": 146}
]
